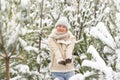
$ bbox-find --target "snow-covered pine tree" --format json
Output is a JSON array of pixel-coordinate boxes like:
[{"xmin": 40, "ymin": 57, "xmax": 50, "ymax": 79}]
[
  {"xmin": 78, "ymin": 0, "xmax": 120, "ymax": 80},
  {"xmin": 70, "ymin": 0, "xmax": 120, "ymax": 80}
]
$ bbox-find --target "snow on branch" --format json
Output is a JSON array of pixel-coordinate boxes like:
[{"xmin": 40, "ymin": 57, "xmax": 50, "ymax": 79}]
[
  {"xmin": 87, "ymin": 45, "xmax": 106, "ymax": 66},
  {"xmin": 19, "ymin": 37, "xmax": 27, "ymax": 47},
  {"xmin": 82, "ymin": 45, "xmax": 113, "ymax": 80},
  {"xmin": 116, "ymin": 49, "xmax": 120, "ymax": 70},
  {"xmin": 96, "ymin": 22, "xmax": 114, "ymax": 43},
  {"xmin": 116, "ymin": 13, "xmax": 120, "ymax": 32},
  {"xmin": 90, "ymin": 22, "xmax": 116, "ymax": 49},
  {"xmin": 14, "ymin": 64, "xmax": 30, "ymax": 74},
  {"xmin": 24, "ymin": 46, "xmax": 39, "ymax": 53},
  {"xmin": 69, "ymin": 71, "xmax": 95, "ymax": 80},
  {"xmin": 7, "ymin": 24, "xmax": 21, "ymax": 48},
  {"xmin": 21, "ymin": 0, "xmax": 29, "ymax": 8}
]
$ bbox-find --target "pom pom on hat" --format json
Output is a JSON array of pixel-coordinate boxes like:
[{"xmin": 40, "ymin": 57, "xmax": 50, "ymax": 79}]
[{"xmin": 55, "ymin": 17, "xmax": 71, "ymax": 29}]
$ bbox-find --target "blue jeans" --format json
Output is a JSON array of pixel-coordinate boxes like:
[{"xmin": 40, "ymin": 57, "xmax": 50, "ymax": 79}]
[{"xmin": 51, "ymin": 71, "xmax": 74, "ymax": 80}]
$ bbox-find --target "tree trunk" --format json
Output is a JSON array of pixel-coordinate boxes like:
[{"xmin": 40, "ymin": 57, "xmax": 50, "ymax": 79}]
[
  {"xmin": 5, "ymin": 57, "xmax": 10, "ymax": 80},
  {"xmin": 94, "ymin": 0, "xmax": 98, "ymax": 19},
  {"xmin": 0, "ymin": 21, "xmax": 10, "ymax": 80},
  {"xmin": 39, "ymin": 0, "xmax": 44, "ymax": 50},
  {"xmin": 38, "ymin": 0, "xmax": 44, "ymax": 72},
  {"xmin": 76, "ymin": 0, "xmax": 82, "ymax": 39}
]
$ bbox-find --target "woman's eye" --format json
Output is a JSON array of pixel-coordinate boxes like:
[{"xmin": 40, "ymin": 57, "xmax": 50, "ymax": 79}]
[
  {"xmin": 63, "ymin": 26, "xmax": 66, "ymax": 28},
  {"xmin": 59, "ymin": 25, "xmax": 62, "ymax": 27},
  {"xmin": 57, "ymin": 25, "xmax": 66, "ymax": 28}
]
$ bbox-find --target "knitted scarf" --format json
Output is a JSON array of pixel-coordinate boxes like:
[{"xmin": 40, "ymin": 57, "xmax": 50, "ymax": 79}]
[{"xmin": 49, "ymin": 29, "xmax": 71, "ymax": 45}]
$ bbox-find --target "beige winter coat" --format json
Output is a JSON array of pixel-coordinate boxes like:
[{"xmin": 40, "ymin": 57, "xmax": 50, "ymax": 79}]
[{"xmin": 48, "ymin": 29, "xmax": 75, "ymax": 72}]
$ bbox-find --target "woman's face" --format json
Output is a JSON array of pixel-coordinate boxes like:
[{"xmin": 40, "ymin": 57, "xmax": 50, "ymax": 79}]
[{"xmin": 56, "ymin": 25, "xmax": 67, "ymax": 32}]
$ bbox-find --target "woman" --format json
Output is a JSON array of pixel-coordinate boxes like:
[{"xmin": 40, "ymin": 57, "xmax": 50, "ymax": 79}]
[{"xmin": 48, "ymin": 17, "xmax": 76, "ymax": 80}]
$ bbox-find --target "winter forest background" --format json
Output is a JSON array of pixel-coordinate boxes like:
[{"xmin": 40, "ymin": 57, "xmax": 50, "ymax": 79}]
[{"xmin": 0, "ymin": 0, "xmax": 120, "ymax": 80}]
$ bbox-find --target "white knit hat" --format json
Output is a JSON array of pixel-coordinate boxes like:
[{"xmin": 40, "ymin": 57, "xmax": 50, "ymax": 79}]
[{"xmin": 55, "ymin": 17, "xmax": 71, "ymax": 29}]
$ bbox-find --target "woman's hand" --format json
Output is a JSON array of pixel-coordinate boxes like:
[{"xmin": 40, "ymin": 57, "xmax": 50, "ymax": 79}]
[
  {"xmin": 58, "ymin": 60, "xmax": 66, "ymax": 65},
  {"xmin": 66, "ymin": 58, "xmax": 72, "ymax": 63}
]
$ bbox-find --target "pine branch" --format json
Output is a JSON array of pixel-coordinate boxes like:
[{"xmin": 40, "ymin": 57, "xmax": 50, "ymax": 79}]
[
  {"xmin": 0, "ymin": 54, "xmax": 5, "ymax": 59},
  {"xmin": 9, "ymin": 46, "xmax": 16, "ymax": 57},
  {"xmin": 0, "ymin": 26, "xmax": 8, "ymax": 57}
]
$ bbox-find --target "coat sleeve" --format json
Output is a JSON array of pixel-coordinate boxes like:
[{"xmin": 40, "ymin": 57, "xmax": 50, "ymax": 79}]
[
  {"xmin": 48, "ymin": 37, "xmax": 64, "ymax": 63},
  {"xmin": 65, "ymin": 36, "xmax": 76, "ymax": 59}
]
